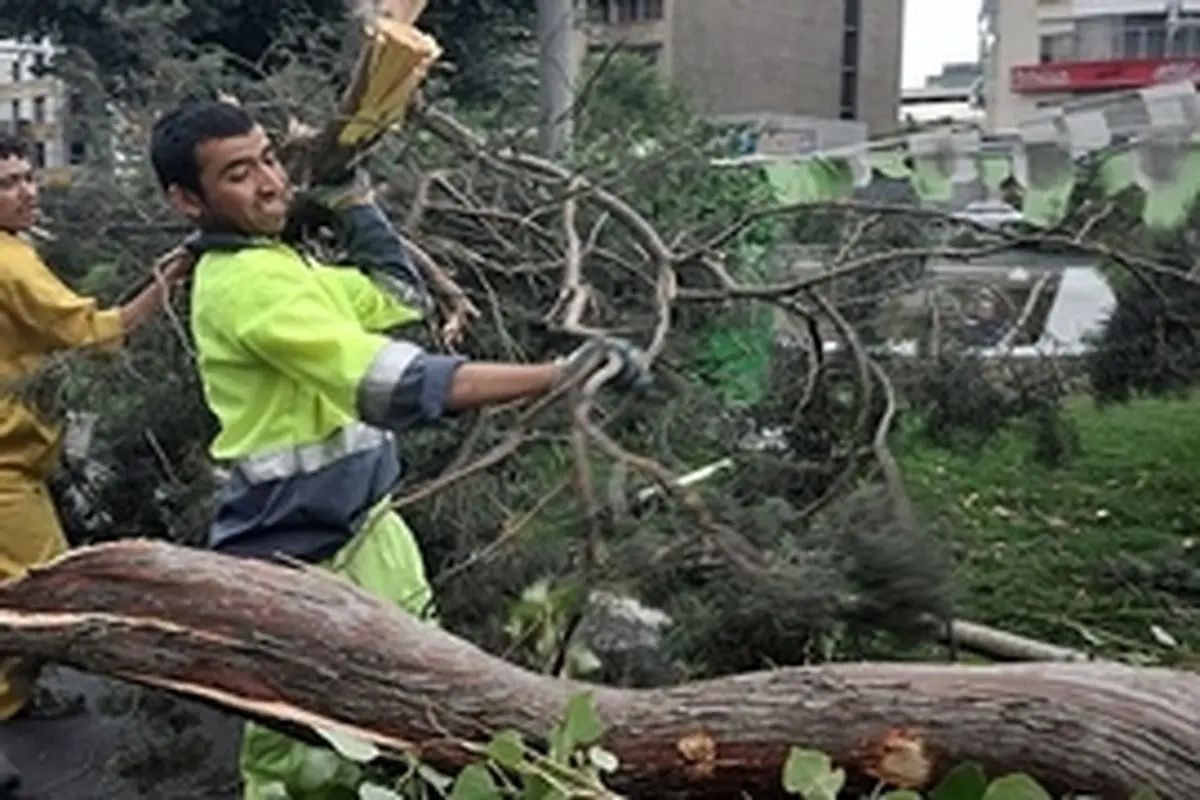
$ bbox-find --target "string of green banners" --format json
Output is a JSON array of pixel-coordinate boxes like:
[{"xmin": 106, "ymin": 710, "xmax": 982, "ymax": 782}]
[{"xmin": 698, "ymin": 80, "xmax": 1200, "ymax": 403}]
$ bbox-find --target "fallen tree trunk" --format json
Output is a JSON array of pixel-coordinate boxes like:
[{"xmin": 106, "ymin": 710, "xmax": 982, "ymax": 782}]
[{"xmin": 0, "ymin": 540, "xmax": 1194, "ymax": 799}]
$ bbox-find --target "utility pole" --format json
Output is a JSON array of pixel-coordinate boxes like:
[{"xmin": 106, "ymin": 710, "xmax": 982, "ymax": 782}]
[{"xmin": 536, "ymin": 0, "xmax": 576, "ymax": 160}]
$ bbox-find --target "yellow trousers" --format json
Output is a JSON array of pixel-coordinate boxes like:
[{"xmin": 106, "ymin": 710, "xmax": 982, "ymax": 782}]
[
  {"xmin": 0, "ymin": 471, "xmax": 68, "ymax": 720},
  {"xmin": 240, "ymin": 503, "xmax": 438, "ymax": 800}
]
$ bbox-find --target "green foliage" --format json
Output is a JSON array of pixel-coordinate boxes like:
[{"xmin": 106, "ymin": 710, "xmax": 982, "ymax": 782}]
[
  {"xmin": 900, "ymin": 393, "xmax": 1200, "ymax": 659},
  {"xmin": 778, "ymin": 747, "xmax": 1161, "ymax": 800},
  {"xmin": 1, "ymin": 0, "xmax": 535, "ymax": 104}
]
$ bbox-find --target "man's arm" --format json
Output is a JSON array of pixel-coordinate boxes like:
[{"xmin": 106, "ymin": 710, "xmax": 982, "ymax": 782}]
[
  {"xmin": 229, "ymin": 254, "xmax": 646, "ymax": 431},
  {"xmin": 2, "ymin": 242, "xmax": 189, "ymax": 356},
  {"xmin": 313, "ymin": 169, "xmax": 432, "ymax": 313},
  {"xmin": 231, "ymin": 254, "xmax": 552, "ymax": 431}
]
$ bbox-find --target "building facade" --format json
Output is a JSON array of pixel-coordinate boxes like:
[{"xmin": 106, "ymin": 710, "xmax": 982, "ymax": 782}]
[
  {"xmin": 982, "ymin": 0, "xmax": 1200, "ymax": 132},
  {"xmin": 583, "ymin": 0, "xmax": 905, "ymax": 142},
  {"xmin": 0, "ymin": 38, "xmax": 73, "ymax": 184}
]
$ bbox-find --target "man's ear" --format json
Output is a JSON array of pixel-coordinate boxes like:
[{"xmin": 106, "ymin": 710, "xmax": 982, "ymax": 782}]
[{"xmin": 166, "ymin": 184, "xmax": 205, "ymax": 222}]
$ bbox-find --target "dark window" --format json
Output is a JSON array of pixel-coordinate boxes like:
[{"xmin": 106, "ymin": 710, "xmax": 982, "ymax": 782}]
[
  {"xmin": 33, "ymin": 141, "xmax": 45, "ymax": 168},
  {"xmin": 587, "ymin": 0, "xmax": 608, "ymax": 23},
  {"xmin": 32, "ymin": 96, "xmax": 46, "ymax": 125},
  {"xmin": 69, "ymin": 140, "xmax": 86, "ymax": 165},
  {"xmin": 843, "ymin": 0, "xmax": 861, "ymax": 29},
  {"xmin": 840, "ymin": 0, "xmax": 861, "ymax": 120},
  {"xmin": 613, "ymin": 0, "xmax": 663, "ymax": 23},
  {"xmin": 9, "ymin": 60, "xmax": 19, "ymax": 82}
]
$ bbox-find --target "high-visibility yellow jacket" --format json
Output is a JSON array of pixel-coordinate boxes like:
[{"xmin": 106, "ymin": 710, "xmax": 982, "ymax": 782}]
[
  {"xmin": 0, "ymin": 231, "xmax": 124, "ymax": 480},
  {"xmin": 189, "ymin": 205, "xmax": 465, "ymax": 561}
]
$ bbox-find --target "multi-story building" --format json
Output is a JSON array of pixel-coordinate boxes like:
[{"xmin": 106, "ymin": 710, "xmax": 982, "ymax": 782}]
[
  {"xmin": 582, "ymin": 0, "xmax": 905, "ymax": 147},
  {"xmin": 0, "ymin": 38, "xmax": 74, "ymax": 185},
  {"xmin": 981, "ymin": 0, "xmax": 1200, "ymax": 132}
]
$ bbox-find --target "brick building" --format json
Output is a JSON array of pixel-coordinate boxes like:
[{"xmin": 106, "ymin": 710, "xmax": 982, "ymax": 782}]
[{"xmin": 583, "ymin": 0, "xmax": 906, "ymax": 138}]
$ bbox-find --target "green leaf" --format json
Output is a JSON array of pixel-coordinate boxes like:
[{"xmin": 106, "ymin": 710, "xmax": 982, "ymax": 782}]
[
  {"xmin": 566, "ymin": 644, "xmax": 603, "ymax": 677},
  {"xmin": 257, "ymin": 782, "xmax": 290, "ymax": 800},
  {"xmin": 559, "ymin": 693, "xmax": 606, "ymax": 751},
  {"xmin": 780, "ymin": 748, "xmax": 845, "ymax": 800},
  {"xmin": 1130, "ymin": 789, "xmax": 1162, "ymax": 800},
  {"xmin": 931, "ymin": 761, "xmax": 989, "ymax": 800},
  {"xmin": 417, "ymin": 763, "xmax": 454, "ymax": 794},
  {"xmin": 359, "ymin": 784, "xmax": 405, "ymax": 800},
  {"xmin": 982, "ymin": 773, "xmax": 1053, "ymax": 800},
  {"xmin": 586, "ymin": 745, "xmax": 619, "ymax": 774},
  {"xmin": 314, "ymin": 728, "xmax": 380, "ymax": 763},
  {"xmin": 293, "ymin": 748, "xmax": 342, "ymax": 791},
  {"xmin": 486, "ymin": 729, "xmax": 527, "ymax": 770},
  {"xmin": 450, "ymin": 764, "xmax": 500, "ymax": 800},
  {"xmin": 882, "ymin": 792, "xmax": 923, "ymax": 800}
]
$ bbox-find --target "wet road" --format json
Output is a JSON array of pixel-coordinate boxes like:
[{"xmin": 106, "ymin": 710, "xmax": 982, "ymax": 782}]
[{"xmin": 0, "ymin": 668, "xmax": 241, "ymax": 799}]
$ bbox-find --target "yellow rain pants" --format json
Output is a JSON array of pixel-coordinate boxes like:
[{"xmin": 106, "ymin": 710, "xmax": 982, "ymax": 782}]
[
  {"xmin": 0, "ymin": 472, "xmax": 68, "ymax": 719},
  {"xmin": 239, "ymin": 502, "xmax": 438, "ymax": 800}
]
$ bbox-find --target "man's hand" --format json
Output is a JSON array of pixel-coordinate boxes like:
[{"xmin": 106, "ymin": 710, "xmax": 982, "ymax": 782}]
[
  {"xmin": 308, "ymin": 166, "xmax": 375, "ymax": 213},
  {"xmin": 555, "ymin": 336, "xmax": 652, "ymax": 393},
  {"xmin": 154, "ymin": 246, "xmax": 196, "ymax": 286}
]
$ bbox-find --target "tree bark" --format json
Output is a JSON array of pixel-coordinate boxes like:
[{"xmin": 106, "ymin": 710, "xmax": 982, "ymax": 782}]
[{"xmin": 0, "ymin": 540, "xmax": 1195, "ymax": 799}]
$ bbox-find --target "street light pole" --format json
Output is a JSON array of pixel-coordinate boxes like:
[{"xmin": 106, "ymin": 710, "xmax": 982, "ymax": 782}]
[{"xmin": 536, "ymin": 0, "xmax": 576, "ymax": 160}]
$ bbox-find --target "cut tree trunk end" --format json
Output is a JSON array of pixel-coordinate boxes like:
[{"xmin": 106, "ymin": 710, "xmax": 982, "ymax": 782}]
[{"xmin": 0, "ymin": 540, "xmax": 1194, "ymax": 799}]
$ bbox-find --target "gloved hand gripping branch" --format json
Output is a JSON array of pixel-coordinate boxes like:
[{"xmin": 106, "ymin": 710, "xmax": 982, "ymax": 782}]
[{"xmin": 554, "ymin": 336, "xmax": 652, "ymax": 394}]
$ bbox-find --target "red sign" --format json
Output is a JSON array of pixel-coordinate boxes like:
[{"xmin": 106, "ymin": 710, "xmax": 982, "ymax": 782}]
[{"xmin": 1010, "ymin": 58, "xmax": 1200, "ymax": 94}]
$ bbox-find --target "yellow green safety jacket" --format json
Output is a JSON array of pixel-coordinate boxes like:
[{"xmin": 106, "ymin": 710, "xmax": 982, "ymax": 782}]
[{"xmin": 188, "ymin": 205, "xmax": 465, "ymax": 562}]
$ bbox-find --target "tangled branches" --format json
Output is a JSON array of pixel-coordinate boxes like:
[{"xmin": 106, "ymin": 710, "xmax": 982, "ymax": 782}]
[{"xmin": 29, "ymin": 46, "xmax": 1173, "ymax": 678}]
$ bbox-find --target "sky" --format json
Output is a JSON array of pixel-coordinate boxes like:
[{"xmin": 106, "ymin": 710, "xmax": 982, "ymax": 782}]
[{"xmin": 901, "ymin": 0, "xmax": 983, "ymax": 88}]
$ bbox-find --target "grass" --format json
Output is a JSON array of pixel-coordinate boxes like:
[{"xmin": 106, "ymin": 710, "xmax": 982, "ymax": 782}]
[{"xmin": 899, "ymin": 394, "xmax": 1200, "ymax": 665}]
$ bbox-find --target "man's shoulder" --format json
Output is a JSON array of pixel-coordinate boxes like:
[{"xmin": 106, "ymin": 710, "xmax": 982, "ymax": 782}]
[{"xmin": 0, "ymin": 231, "xmax": 42, "ymax": 267}]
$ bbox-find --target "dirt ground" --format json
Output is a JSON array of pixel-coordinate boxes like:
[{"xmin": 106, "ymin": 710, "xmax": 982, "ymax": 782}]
[{"xmin": 0, "ymin": 668, "xmax": 241, "ymax": 799}]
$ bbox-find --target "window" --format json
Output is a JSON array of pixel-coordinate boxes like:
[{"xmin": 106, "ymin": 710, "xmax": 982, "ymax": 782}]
[
  {"xmin": 843, "ymin": 0, "xmax": 861, "ymax": 29},
  {"xmin": 586, "ymin": 0, "xmax": 609, "ymax": 23},
  {"xmin": 33, "ymin": 142, "xmax": 45, "ymax": 169},
  {"xmin": 69, "ymin": 140, "xmax": 86, "ymax": 165},
  {"xmin": 613, "ymin": 0, "xmax": 663, "ymax": 23},
  {"xmin": 9, "ymin": 60, "xmax": 19, "ymax": 83},
  {"xmin": 840, "ymin": 0, "xmax": 861, "ymax": 120},
  {"xmin": 9, "ymin": 100, "xmax": 18, "ymax": 124},
  {"xmin": 32, "ymin": 52, "xmax": 46, "ymax": 75},
  {"xmin": 32, "ymin": 96, "xmax": 46, "ymax": 125},
  {"xmin": 1038, "ymin": 33, "xmax": 1076, "ymax": 63}
]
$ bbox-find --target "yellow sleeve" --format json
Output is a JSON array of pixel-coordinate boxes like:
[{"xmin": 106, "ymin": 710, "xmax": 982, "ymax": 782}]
[
  {"xmin": 1, "ymin": 244, "xmax": 124, "ymax": 355},
  {"xmin": 314, "ymin": 262, "xmax": 426, "ymax": 333}
]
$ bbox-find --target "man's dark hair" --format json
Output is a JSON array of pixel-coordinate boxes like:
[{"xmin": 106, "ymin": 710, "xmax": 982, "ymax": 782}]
[
  {"xmin": 0, "ymin": 133, "xmax": 28, "ymax": 162},
  {"xmin": 149, "ymin": 101, "xmax": 256, "ymax": 194}
]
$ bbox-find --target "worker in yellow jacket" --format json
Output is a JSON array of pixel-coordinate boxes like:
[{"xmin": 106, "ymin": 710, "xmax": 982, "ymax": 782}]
[
  {"xmin": 0, "ymin": 132, "xmax": 192, "ymax": 793},
  {"xmin": 147, "ymin": 101, "xmax": 650, "ymax": 799}
]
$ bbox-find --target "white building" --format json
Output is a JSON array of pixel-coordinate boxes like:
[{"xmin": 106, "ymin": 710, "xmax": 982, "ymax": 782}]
[
  {"xmin": 0, "ymin": 38, "xmax": 73, "ymax": 183},
  {"xmin": 981, "ymin": 0, "xmax": 1200, "ymax": 132}
]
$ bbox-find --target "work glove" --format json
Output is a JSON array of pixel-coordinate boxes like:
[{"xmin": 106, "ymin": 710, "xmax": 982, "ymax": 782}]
[
  {"xmin": 554, "ymin": 336, "xmax": 652, "ymax": 394},
  {"xmin": 307, "ymin": 166, "xmax": 376, "ymax": 213}
]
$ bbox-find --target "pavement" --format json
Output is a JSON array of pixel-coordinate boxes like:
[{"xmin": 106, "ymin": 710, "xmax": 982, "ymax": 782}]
[{"xmin": 0, "ymin": 668, "xmax": 241, "ymax": 800}]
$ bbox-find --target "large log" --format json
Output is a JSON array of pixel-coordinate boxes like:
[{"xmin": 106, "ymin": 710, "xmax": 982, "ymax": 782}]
[{"xmin": 0, "ymin": 540, "xmax": 1194, "ymax": 799}]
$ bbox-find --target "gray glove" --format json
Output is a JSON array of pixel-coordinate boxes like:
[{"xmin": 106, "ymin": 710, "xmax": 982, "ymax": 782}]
[{"xmin": 555, "ymin": 336, "xmax": 652, "ymax": 393}]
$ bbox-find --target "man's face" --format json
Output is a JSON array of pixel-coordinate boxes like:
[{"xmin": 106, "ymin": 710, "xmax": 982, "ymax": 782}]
[
  {"xmin": 0, "ymin": 155, "xmax": 37, "ymax": 234},
  {"xmin": 172, "ymin": 125, "xmax": 293, "ymax": 236}
]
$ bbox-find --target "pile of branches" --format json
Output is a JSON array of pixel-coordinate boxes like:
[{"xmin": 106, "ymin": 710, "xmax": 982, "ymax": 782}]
[{"xmin": 30, "ymin": 31, "xmax": 1139, "ymax": 678}]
